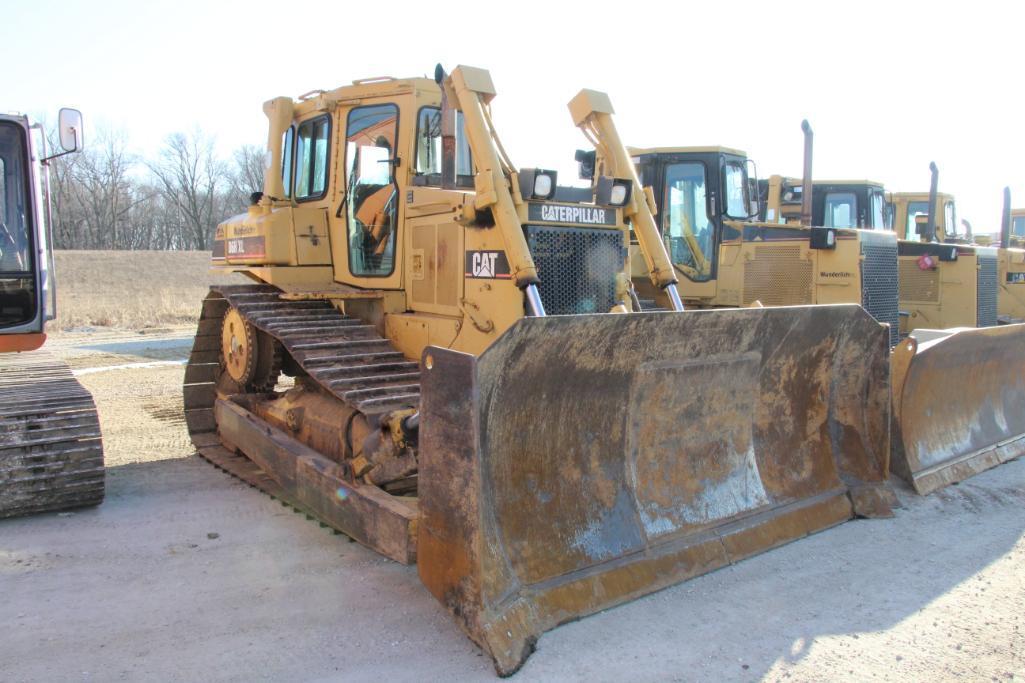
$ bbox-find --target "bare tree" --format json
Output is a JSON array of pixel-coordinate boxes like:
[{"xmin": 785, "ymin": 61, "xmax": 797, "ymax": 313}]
[
  {"xmin": 148, "ymin": 129, "xmax": 224, "ymax": 250},
  {"xmin": 48, "ymin": 126, "xmax": 146, "ymax": 249},
  {"xmin": 228, "ymin": 144, "xmax": 266, "ymax": 211},
  {"xmin": 46, "ymin": 123, "xmax": 260, "ymax": 252}
]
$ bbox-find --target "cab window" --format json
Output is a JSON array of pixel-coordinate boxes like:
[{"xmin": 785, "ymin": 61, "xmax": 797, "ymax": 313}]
[
  {"xmin": 414, "ymin": 107, "xmax": 473, "ymax": 187},
  {"xmin": 869, "ymin": 190, "xmax": 886, "ymax": 230},
  {"xmin": 294, "ymin": 116, "xmax": 330, "ymax": 201},
  {"xmin": 0, "ymin": 120, "xmax": 36, "ymax": 329},
  {"xmin": 345, "ymin": 104, "xmax": 399, "ymax": 277},
  {"xmin": 906, "ymin": 201, "xmax": 930, "ymax": 239},
  {"xmin": 1013, "ymin": 216, "xmax": 1025, "ymax": 238},
  {"xmin": 823, "ymin": 192, "xmax": 857, "ymax": 228},
  {"xmin": 664, "ymin": 162, "xmax": 714, "ymax": 282},
  {"xmin": 723, "ymin": 162, "xmax": 748, "ymax": 218},
  {"xmin": 0, "ymin": 123, "xmax": 31, "ymax": 274},
  {"xmin": 944, "ymin": 201, "xmax": 958, "ymax": 238},
  {"xmin": 281, "ymin": 126, "xmax": 294, "ymax": 199}
]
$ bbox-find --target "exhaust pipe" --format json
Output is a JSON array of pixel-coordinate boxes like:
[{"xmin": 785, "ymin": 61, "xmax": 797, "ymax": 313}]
[
  {"xmin": 1001, "ymin": 187, "xmax": 1012, "ymax": 249},
  {"xmin": 800, "ymin": 120, "xmax": 813, "ymax": 226},
  {"xmin": 262, "ymin": 97, "xmax": 295, "ymax": 201},
  {"xmin": 434, "ymin": 64, "xmax": 457, "ymax": 191},
  {"xmin": 925, "ymin": 162, "xmax": 939, "ymax": 242}
]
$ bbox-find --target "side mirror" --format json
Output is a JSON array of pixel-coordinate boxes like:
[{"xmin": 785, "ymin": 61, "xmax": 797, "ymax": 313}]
[{"xmin": 58, "ymin": 108, "xmax": 83, "ymax": 153}]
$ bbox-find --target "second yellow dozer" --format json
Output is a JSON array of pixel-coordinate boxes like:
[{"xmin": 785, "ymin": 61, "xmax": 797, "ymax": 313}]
[
  {"xmin": 978, "ymin": 187, "xmax": 1025, "ymax": 323},
  {"xmin": 184, "ymin": 66, "xmax": 893, "ymax": 674},
  {"xmin": 610, "ymin": 122, "xmax": 1025, "ymax": 495}
]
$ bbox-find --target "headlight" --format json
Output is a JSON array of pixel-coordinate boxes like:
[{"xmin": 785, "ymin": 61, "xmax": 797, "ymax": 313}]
[
  {"xmin": 596, "ymin": 176, "xmax": 632, "ymax": 207},
  {"xmin": 518, "ymin": 168, "xmax": 558, "ymax": 200},
  {"xmin": 809, "ymin": 226, "xmax": 836, "ymax": 250},
  {"xmin": 534, "ymin": 173, "xmax": 553, "ymax": 198}
]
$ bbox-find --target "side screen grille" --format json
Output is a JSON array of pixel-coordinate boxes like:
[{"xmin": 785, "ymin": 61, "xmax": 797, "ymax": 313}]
[
  {"xmin": 977, "ymin": 252, "xmax": 998, "ymax": 327},
  {"xmin": 743, "ymin": 245, "xmax": 812, "ymax": 306},
  {"xmin": 524, "ymin": 225, "xmax": 623, "ymax": 315},
  {"xmin": 898, "ymin": 260, "xmax": 941, "ymax": 303},
  {"xmin": 860, "ymin": 236, "xmax": 899, "ymax": 348}
]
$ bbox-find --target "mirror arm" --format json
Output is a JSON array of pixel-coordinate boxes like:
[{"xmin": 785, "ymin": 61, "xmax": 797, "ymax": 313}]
[{"xmin": 40, "ymin": 149, "xmax": 77, "ymax": 165}]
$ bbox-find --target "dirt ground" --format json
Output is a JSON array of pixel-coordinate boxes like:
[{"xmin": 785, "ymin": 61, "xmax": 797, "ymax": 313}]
[{"xmin": 1, "ymin": 329, "xmax": 1023, "ymax": 682}]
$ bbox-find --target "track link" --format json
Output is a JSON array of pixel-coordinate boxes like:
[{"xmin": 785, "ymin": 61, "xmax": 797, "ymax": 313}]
[
  {"xmin": 0, "ymin": 351, "xmax": 105, "ymax": 518},
  {"xmin": 183, "ymin": 285, "xmax": 421, "ymax": 523}
]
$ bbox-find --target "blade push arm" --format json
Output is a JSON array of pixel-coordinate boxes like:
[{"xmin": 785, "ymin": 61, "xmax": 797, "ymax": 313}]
[
  {"xmin": 568, "ymin": 89, "xmax": 684, "ymax": 311},
  {"xmin": 443, "ymin": 66, "xmax": 545, "ymax": 315}
]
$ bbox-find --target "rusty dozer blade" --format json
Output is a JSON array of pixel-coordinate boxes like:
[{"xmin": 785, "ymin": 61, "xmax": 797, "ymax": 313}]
[
  {"xmin": 418, "ymin": 304, "xmax": 892, "ymax": 676},
  {"xmin": 890, "ymin": 324, "xmax": 1025, "ymax": 495}
]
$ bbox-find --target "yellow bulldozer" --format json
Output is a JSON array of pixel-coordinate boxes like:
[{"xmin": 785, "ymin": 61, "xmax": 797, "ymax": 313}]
[
  {"xmin": 886, "ymin": 163, "xmax": 1000, "ymax": 332},
  {"xmin": 616, "ymin": 122, "xmax": 1025, "ymax": 496},
  {"xmin": 184, "ymin": 65, "xmax": 895, "ymax": 675},
  {"xmin": 626, "ymin": 123, "xmax": 901, "ymax": 347},
  {"xmin": 0, "ymin": 109, "xmax": 105, "ymax": 517},
  {"xmin": 986, "ymin": 187, "xmax": 1025, "ymax": 323}
]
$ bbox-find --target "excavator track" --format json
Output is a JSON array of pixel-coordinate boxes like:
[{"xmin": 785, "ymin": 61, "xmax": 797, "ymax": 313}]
[
  {"xmin": 183, "ymin": 285, "xmax": 421, "ymax": 553},
  {"xmin": 0, "ymin": 351, "xmax": 104, "ymax": 518}
]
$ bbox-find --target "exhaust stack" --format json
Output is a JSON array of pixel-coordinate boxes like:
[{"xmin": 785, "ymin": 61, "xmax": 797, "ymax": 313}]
[
  {"xmin": 262, "ymin": 97, "xmax": 294, "ymax": 201},
  {"xmin": 1001, "ymin": 187, "xmax": 1012, "ymax": 249},
  {"xmin": 434, "ymin": 65, "xmax": 457, "ymax": 191},
  {"xmin": 800, "ymin": 120, "xmax": 813, "ymax": 226},
  {"xmin": 925, "ymin": 161, "xmax": 939, "ymax": 242}
]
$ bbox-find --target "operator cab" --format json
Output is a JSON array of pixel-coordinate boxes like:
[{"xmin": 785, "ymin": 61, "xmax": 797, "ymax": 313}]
[
  {"xmin": 0, "ymin": 109, "xmax": 81, "ymax": 340},
  {"xmin": 891, "ymin": 191, "xmax": 962, "ymax": 243},
  {"xmin": 629, "ymin": 146, "xmax": 755, "ymax": 283},
  {"xmin": 811, "ymin": 181, "xmax": 888, "ymax": 230}
]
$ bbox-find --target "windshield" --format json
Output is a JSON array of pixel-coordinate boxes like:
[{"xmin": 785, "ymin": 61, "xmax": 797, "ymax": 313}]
[
  {"xmin": 415, "ymin": 107, "xmax": 473, "ymax": 185},
  {"xmin": 0, "ymin": 119, "xmax": 37, "ymax": 329},
  {"xmin": 906, "ymin": 200, "xmax": 930, "ymax": 239},
  {"xmin": 869, "ymin": 190, "xmax": 886, "ymax": 229},
  {"xmin": 944, "ymin": 200, "xmax": 959, "ymax": 238},
  {"xmin": 723, "ymin": 162, "xmax": 748, "ymax": 218},
  {"xmin": 664, "ymin": 162, "xmax": 714, "ymax": 281},
  {"xmin": 0, "ymin": 122, "xmax": 31, "ymax": 274},
  {"xmin": 823, "ymin": 192, "xmax": 857, "ymax": 228}
]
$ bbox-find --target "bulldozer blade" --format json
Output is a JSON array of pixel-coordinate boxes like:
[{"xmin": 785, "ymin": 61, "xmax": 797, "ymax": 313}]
[
  {"xmin": 417, "ymin": 304, "xmax": 892, "ymax": 675},
  {"xmin": 891, "ymin": 324, "xmax": 1025, "ymax": 495}
]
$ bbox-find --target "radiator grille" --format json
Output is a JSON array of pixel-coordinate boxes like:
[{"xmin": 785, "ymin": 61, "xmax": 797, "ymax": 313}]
[
  {"xmin": 977, "ymin": 252, "xmax": 998, "ymax": 327},
  {"xmin": 525, "ymin": 225, "xmax": 623, "ymax": 315},
  {"xmin": 743, "ymin": 246, "xmax": 812, "ymax": 306},
  {"xmin": 898, "ymin": 259, "xmax": 940, "ymax": 303},
  {"xmin": 860, "ymin": 237, "xmax": 900, "ymax": 347}
]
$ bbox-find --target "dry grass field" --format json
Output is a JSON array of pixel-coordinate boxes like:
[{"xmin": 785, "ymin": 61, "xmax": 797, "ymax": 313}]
[{"xmin": 52, "ymin": 250, "xmax": 247, "ymax": 332}]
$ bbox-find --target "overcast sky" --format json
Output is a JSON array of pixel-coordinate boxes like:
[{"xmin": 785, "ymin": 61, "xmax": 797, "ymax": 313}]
[{"xmin": 4, "ymin": 0, "xmax": 1021, "ymax": 233}]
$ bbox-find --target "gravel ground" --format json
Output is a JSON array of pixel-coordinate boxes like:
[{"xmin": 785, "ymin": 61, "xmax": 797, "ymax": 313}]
[{"xmin": 1, "ymin": 331, "xmax": 1023, "ymax": 682}]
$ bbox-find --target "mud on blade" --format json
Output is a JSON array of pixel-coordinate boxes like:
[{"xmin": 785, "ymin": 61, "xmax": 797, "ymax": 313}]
[
  {"xmin": 417, "ymin": 304, "xmax": 892, "ymax": 675},
  {"xmin": 891, "ymin": 324, "xmax": 1025, "ymax": 495}
]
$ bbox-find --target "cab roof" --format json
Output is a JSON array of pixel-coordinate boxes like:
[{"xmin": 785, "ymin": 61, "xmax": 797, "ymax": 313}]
[
  {"xmin": 628, "ymin": 145, "xmax": 747, "ymax": 158},
  {"xmin": 288, "ymin": 76, "xmax": 439, "ymax": 117}
]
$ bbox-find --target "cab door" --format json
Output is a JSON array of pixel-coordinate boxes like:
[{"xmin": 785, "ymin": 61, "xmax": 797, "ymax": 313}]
[{"xmin": 329, "ymin": 99, "xmax": 405, "ymax": 290}]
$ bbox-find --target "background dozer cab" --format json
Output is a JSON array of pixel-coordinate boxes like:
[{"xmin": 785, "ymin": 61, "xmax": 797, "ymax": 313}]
[
  {"xmin": 183, "ymin": 66, "xmax": 893, "ymax": 675},
  {"xmin": 0, "ymin": 110, "xmax": 104, "ymax": 517},
  {"xmin": 812, "ymin": 173, "xmax": 998, "ymax": 333},
  {"xmin": 888, "ymin": 164, "xmax": 999, "ymax": 333},
  {"xmin": 623, "ymin": 122, "xmax": 901, "ymax": 347}
]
